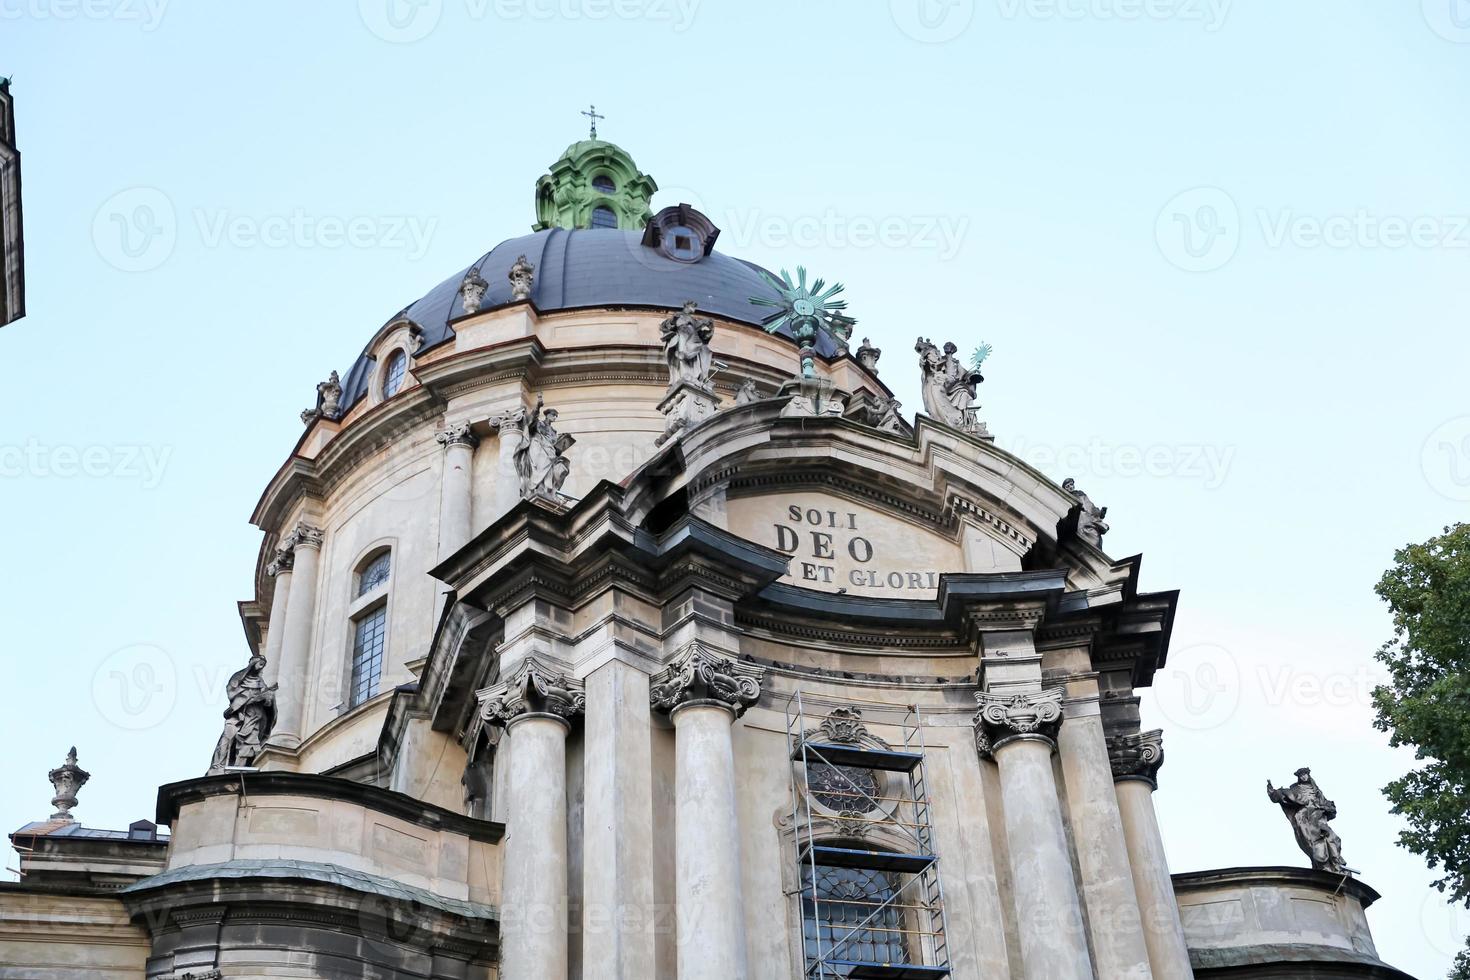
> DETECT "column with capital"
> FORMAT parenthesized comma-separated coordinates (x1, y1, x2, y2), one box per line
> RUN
(974, 688, 1094, 980)
(269, 523, 323, 749)
(258, 543, 294, 691)
(649, 644, 764, 980)
(435, 420, 479, 560)
(479, 658, 585, 980)
(489, 407, 526, 521)
(1109, 730, 1194, 979)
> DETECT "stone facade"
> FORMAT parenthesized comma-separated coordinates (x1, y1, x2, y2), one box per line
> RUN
(3, 137, 1418, 979)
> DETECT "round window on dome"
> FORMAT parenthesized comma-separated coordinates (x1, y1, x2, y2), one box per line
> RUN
(592, 174, 615, 193)
(381, 349, 407, 398)
(590, 205, 618, 229)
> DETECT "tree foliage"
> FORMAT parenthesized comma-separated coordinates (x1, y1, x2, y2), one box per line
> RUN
(1371, 523, 1470, 976)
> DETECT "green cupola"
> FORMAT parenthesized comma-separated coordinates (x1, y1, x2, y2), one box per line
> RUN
(533, 138, 658, 232)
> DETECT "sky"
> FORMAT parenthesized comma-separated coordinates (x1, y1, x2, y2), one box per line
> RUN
(1, 0, 1468, 975)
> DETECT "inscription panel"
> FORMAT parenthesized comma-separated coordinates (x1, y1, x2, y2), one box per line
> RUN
(727, 492, 965, 596)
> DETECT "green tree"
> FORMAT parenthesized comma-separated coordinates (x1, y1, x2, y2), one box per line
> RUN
(1371, 523, 1470, 977)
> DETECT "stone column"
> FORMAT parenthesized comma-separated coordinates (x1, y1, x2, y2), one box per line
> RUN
(1110, 730, 1195, 979)
(480, 658, 585, 980)
(259, 545, 294, 690)
(1057, 696, 1154, 979)
(269, 523, 323, 748)
(582, 659, 657, 979)
(435, 421, 479, 560)
(650, 644, 764, 980)
(491, 408, 526, 521)
(975, 689, 1093, 980)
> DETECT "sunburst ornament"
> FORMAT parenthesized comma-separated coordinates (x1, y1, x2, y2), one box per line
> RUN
(749, 266, 848, 378)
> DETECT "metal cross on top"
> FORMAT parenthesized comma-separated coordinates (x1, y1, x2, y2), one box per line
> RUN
(581, 104, 605, 140)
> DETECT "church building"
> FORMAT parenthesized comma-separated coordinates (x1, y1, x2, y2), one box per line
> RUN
(1, 133, 1416, 980)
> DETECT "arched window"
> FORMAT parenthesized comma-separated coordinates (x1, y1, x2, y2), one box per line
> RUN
(590, 205, 617, 229)
(382, 349, 407, 398)
(801, 862, 908, 966)
(348, 548, 391, 708)
(591, 174, 615, 193)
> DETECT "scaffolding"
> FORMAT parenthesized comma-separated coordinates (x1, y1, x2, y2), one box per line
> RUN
(785, 689, 952, 980)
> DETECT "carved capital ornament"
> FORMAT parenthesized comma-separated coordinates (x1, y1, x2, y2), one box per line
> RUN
(973, 688, 1065, 758)
(436, 420, 480, 450)
(479, 657, 586, 728)
(650, 644, 765, 718)
(1107, 729, 1165, 787)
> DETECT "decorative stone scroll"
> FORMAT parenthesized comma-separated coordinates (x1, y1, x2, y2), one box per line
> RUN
(48, 747, 90, 821)
(1107, 729, 1164, 787)
(479, 657, 586, 727)
(649, 644, 765, 717)
(973, 688, 1065, 758)
(435, 419, 480, 450)
(817, 706, 870, 745)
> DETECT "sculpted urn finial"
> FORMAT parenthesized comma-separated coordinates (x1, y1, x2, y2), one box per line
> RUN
(460, 264, 489, 315)
(1267, 767, 1350, 875)
(855, 337, 881, 373)
(48, 747, 90, 821)
(508, 254, 535, 302)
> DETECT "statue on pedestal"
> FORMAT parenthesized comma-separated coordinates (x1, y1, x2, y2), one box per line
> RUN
(915, 337, 986, 432)
(513, 395, 574, 501)
(208, 655, 277, 773)
(1062, 478, 1110, 547)
(1268, 768, 1349, 875)
(659, 300, 715, 390)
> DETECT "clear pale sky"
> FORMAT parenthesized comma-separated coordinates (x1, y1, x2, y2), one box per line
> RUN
(2, 2, 1468, 976)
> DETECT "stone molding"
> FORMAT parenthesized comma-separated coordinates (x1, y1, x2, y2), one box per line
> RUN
(479, 656, 586, 727)
(435, 419, 480, 450)
(650, 643, 765, 718)
(973, 688, 1065, 758)
(1107, 728, 1164, 788)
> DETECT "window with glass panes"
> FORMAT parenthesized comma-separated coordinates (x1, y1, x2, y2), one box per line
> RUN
(349, 605, 386, 707)
(801, 863, 908, 966)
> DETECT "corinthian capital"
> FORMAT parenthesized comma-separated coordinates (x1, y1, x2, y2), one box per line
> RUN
(973, 688, 1064, 758)
(650, 644, 764, 718)
(479, 657, 585, 728)
(1107, 729, 1165, 788)
(266, 546, 295, 577)
(436, 420, 480, 450)
(286, 523, 325, 550)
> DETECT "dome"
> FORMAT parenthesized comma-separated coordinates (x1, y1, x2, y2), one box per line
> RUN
(337, 227, 842, 412)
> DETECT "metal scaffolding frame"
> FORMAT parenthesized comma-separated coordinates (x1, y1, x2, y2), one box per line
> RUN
(785, 689, 952, 980)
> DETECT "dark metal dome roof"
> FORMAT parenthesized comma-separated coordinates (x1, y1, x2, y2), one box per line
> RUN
(337, 227, 834, 412)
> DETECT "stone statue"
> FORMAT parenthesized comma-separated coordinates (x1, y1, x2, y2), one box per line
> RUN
(208, 655, 277, 773)
(48, 747, 90, 821)
(872, 395, 903, 433)
(512, 395, 574, 501)
(659, 300, 715, 390)
(318, 370, 342, 418)
(1268, 768, 1349, 875)
(734, 378, 760, 405)
(915, 336, 983, 430)
(1062, 478, 1109, 547)
(508, 254, 535, 302)
(460, 264, 488, 314)
(855, 337, 881, 373)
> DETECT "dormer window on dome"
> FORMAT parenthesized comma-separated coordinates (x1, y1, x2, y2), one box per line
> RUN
(381, 349, 407, 398)
(642, 203, 720, 264)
